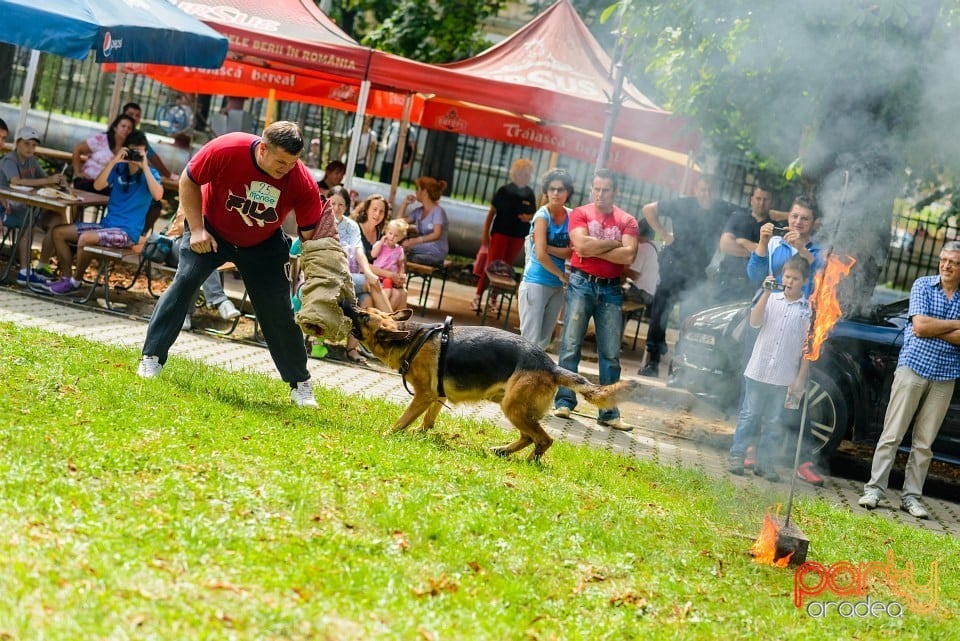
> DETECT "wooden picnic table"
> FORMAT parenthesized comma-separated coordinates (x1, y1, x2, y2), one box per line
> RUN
(0, 184, 110, 289)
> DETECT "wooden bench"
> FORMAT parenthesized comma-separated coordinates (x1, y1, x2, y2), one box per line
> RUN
(405, 259, 453, 315)
(75, 245, 144, 310)
(480, 267, 519, 330)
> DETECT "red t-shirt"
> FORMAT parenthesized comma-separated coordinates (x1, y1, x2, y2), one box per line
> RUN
(186, 133, 323, 247)
(569, 203, 639, 279)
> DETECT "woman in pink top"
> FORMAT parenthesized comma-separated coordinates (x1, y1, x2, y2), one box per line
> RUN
(71, 114, 135, 192)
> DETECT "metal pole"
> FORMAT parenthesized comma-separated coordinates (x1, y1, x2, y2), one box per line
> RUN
(783, 384, 809, 529)
(343, 79, 370, 192)
(595, 6, 628, 173)
(17, 50, 41, 133)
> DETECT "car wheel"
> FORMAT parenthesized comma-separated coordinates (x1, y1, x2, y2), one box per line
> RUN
(804, 369, 850, 459)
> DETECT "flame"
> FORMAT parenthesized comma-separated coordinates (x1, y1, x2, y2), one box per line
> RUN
(749, 510, 793, 568)
(804, 254, 857, 361)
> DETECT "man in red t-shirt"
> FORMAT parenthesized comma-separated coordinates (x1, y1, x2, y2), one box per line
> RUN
(138, 121, 337, 408)
(553, 169, 639, 431)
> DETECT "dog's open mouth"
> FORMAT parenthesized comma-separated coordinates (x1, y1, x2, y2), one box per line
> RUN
(338, 301, 365, 338)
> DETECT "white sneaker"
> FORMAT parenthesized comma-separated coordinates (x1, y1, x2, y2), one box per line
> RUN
(858, 491, 881, 510)
(553, 406, 572, 418)
(900, 496, 929, 519)
(137, 355, 163, 379)
(290, 380, 318, 407)
(218, 299, 241, 320)
(182, 316, 192, 331)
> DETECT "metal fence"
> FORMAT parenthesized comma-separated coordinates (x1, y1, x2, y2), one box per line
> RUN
(883, 205, 957, 291)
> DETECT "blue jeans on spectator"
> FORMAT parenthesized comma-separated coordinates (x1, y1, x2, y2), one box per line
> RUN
(729, 377, 787, 468)
(143, 227, 309, 385)
(554, 271, 623, 422)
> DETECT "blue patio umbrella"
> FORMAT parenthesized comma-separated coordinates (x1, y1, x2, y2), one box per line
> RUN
(1, 0, 228, 67)
(2, 0, 228, 132)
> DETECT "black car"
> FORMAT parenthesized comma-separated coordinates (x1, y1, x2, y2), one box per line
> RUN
(668, 292, 960, 465)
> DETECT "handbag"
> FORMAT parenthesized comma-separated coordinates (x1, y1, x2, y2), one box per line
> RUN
(141, 233, 173, 263)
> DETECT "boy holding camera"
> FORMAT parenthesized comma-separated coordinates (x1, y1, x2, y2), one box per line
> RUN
(747, 195, 823, 297)
(728, 255, 812, 481)
(47, 131, 163, 295)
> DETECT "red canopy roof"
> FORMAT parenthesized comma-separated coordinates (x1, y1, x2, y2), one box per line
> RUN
(170, 0, 370, 81)
(125, 0, 698, 188)
(367, 0, 699, 155)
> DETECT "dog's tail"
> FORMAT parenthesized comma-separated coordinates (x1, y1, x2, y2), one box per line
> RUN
(555, 371, 638, 409)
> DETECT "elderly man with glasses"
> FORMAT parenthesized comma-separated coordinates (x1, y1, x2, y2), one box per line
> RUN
(859, 241, 960, 519)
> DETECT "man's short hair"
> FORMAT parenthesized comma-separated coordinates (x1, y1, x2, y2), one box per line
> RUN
(126, 130, 148, 148)
(941, 241, 960, 254)
(793, 195, 819, 219)
(783, 254, 811, 280)
(122, 102, 142, 114)
(324, 160, 346, 174)
(594, 167, 618, 191)
(262, 121, 304, 155)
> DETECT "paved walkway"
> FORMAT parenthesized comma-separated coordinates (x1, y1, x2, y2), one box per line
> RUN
(1, 284, 957, 538)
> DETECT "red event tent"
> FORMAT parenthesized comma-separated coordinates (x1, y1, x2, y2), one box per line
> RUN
(118, 0, 699, 189)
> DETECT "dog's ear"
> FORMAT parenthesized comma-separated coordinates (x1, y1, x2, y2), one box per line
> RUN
(378, 328, 412, 342)
(391, 308, 414, 321)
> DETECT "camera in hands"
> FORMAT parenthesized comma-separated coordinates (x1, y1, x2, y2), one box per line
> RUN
(763, 280, 785, 292)
(125, 148, 143, 162)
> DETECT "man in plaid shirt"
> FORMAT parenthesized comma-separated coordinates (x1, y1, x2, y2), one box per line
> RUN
(859, 241, 960, 518)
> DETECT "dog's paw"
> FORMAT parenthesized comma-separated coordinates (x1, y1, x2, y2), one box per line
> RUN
(490, 445, 510, 457)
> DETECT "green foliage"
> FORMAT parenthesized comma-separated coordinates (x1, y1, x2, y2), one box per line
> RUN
(1, 324, 959, 638)
(617, 0, 944, 171)
(326, 0, 508, 62)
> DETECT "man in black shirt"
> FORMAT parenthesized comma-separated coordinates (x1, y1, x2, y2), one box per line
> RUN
(639, 176, 737, 377)
(714, 183, 786, 304)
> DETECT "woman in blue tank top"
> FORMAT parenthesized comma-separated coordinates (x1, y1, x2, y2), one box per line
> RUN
(518, 168, 574, 349)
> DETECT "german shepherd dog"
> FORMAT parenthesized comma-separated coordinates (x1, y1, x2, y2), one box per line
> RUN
(342, 306, 637, 461)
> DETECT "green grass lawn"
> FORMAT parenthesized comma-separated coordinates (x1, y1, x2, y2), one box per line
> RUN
(0, 323, 957, 639)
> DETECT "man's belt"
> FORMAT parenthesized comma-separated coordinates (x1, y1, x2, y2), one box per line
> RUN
(570, 267, 620, 286)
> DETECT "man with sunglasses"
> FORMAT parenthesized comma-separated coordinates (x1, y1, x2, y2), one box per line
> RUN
(137, 121, 337, 409)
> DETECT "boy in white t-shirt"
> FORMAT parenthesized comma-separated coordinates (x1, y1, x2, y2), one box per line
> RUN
(728, 255, 812, 481)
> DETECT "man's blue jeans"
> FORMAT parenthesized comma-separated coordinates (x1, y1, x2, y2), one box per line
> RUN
(729, 377, 787, 468)
(554, 271, 623, 422)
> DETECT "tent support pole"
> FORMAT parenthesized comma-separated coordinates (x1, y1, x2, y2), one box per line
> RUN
(108, 71, 124, 120)
(388, 93, 414, 208)
(17, 50, 41, 133)
(343, 80, 371, 192)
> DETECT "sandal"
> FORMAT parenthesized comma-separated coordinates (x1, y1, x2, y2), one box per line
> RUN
(346, 347, 367, 365)
(469, 296, 482, 312)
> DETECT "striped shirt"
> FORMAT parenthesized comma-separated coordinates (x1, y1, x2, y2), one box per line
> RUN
(744, 293, 812, 386)
(900, 275, 960, 381)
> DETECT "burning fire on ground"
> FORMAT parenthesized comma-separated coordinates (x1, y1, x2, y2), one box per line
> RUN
(750, 510, 793, 568)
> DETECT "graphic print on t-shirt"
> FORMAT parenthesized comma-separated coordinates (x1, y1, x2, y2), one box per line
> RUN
(586, 219, 623, 242)
(226, 181, 281, 227)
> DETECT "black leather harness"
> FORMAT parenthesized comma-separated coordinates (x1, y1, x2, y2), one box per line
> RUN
(398, 316, 453, 398)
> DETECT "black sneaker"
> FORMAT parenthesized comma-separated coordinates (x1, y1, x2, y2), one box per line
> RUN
(638, 362, 660, 378)
(755, 466, 780, 482)
(728, 457, 745, 476)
